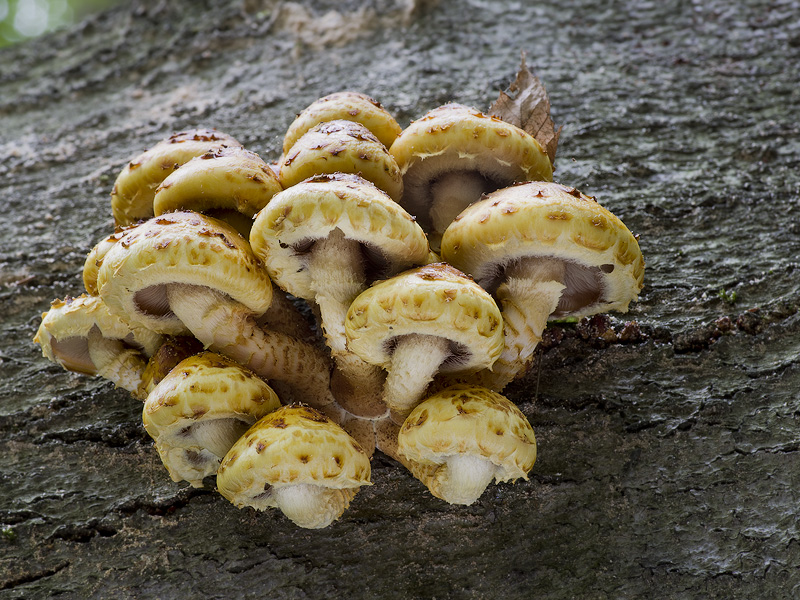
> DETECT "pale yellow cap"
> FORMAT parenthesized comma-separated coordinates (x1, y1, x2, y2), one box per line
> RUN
(282, 91, 401, 156)
(98, 211, 273, 335)
(441, 181, 645, 318)
(83, 226, 138, 296)
(111, 129, 241, 226)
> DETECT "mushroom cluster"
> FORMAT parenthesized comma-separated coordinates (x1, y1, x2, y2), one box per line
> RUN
(34, 75, 644, 528)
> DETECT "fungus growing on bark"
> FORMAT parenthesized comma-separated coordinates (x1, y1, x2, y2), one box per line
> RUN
(111, 129, 241, 226)
(217, 404, 371, 529)
(441, 181, 645, 389)
(143, 352, 281, 487)
(398, 384, 537, 505)
(97, 211, 332, 407)
(389, 103, 553, 250)
(345, 263, 504, 417)
(33, 295, 162, 398)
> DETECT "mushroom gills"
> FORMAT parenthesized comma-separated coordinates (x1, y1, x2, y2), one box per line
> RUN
(49, 336, 95, 375)
(134, 284, 174, 318)
(428, 170, 497, 236)
(430, 453, 498, 506)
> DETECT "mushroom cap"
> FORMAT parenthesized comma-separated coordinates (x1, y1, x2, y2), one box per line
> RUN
(153, 146, 282, 221)
(143, 352, 281, 486)
(137, 335, 205, 399)
(97, 211, 273, 335)
(440, 181, 645, 318)
(34, 294, 163, 374)
(345, 263, 504, 372)
(217, 404, 371, 500)
(279, 120, 403, 202)
(83, 226, 138, 296)
(282, 91, 402, 155)
(111, 129, 241, 226)
(389, 103, 553, 232)
(398, 384, 537, 483)
(249, 173, 429, 301)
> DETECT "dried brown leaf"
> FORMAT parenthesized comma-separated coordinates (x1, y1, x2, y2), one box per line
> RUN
(488, 53, 561, 166)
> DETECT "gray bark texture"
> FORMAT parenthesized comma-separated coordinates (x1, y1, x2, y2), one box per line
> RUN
(2, 0, 799, 597)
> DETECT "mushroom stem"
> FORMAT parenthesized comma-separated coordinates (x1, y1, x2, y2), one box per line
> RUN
(86, 328, 148, 399)
(429, 454, 498, 506)
(254, 285, 315, 343)
(476, 258, 566, 390)
(308, 228, 386, 416)
(429, 171, 491, 239)
(270, 483, 357, 529)
(383, 334, 451, 416)
(174, 418, 252, 461)
(165, 284, 333, 407)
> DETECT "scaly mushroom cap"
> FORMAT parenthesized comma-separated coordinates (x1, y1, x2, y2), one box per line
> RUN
(217, 404, 371, 528)
(345, 263, 504, 373)
(153, 146, 282, 237)
(111, 129, 242, 226)
(279, 120, 403, 202)
(250, 173, 429, 301)
(282, 91, 402, 155)
(143, 352, 281, 487)
(137, 335, 204, 399)
(440, 181, 645, 318)
(34, 294, 162, 374)
(389, 103, 553, 237)
(83, 226, 137, 296)
(398, 384, 537, 504)
(97, 211, 273, 335)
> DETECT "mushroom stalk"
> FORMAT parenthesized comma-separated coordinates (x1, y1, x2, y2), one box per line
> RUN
(270, 483, 357, 529)
(429, 454, 498, 506)
(86, 328, 148, 399)
(429, 171, 491, 237)
(308, 228, 386, 417)
(477, 258, 566, 390)
(175, 418, 251, 461)
(383, 334, 451, 416)
(165, 284, 333, 407)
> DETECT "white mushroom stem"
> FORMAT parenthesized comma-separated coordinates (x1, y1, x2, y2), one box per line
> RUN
(165, 284, 333, 408)
(270, 483, 357, 529)
(86, 328, 148, 399)
(174, 418, 251, 460)
(383, 335, 451, 416)
(428, 454, 498, 506)
(254, 286, 315, 343)
(429, 171, 491, 237)
(476, 258, 566, 390)
(307, 228, 386, 417)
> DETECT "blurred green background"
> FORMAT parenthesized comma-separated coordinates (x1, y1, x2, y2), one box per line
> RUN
(0, 0, 120, 46)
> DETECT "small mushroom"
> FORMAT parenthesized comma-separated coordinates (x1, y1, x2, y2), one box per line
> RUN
(398, 384, 537, 505)
(83, 226, 137, 296)
(216, 404, 371, 529)
(137, 335, 204, 399)
(97, 211, 332, 407)
(143, 352, 281, 487)
(153, 146, 282, 238)
(389, 103, 553, 250)
(250, 173, 429, 417)
(278, 121, 403, 202)
(33, 294, 162, 398)
(282, 91, 401, 157)
(111, 129, 242, 227)
(345, 263, 504, 417)
(440, 181, 645, 389)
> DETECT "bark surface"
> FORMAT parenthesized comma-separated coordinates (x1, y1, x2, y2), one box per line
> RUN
(1, 0, 799, 597)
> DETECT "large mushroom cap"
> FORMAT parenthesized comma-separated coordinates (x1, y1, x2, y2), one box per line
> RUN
(389, 103, 553, 243)
(278, 120, 403, 201)
(398, 384, 537, 505)
(153, 146, 282, 237)
(97, 211, 273, 335)
(217, 404, 371, 529)
(250, 173, 429, 301)
(143, 352, 281, 487)
(345, 263, 504, 373)
(34, 294, 162, 374)
(282, 91, 402, 156)
(111, 129, 241, 227)
(441, 181, 645, 318)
